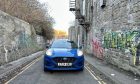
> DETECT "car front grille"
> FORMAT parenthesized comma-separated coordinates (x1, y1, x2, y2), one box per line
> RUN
(53, 57, 76, 63)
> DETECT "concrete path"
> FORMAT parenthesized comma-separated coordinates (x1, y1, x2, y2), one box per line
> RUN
(85, 54, 140, 84)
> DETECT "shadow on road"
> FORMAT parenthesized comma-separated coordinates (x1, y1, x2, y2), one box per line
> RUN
(43, 70, 84, 74)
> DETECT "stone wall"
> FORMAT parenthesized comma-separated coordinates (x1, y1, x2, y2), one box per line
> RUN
(0, 10, 44, 65)
(36, 35, 46, 48)
(79, 0, 140, 57)
(71, 0, 140, 75)
(93, 0, 140, 30)
(89, 0, 140, 74)
(104, 49, 140, 75)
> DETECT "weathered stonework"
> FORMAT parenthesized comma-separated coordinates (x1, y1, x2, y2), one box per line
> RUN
(69, 0, 140, 75)
(104, 49, 140, 75)
(0, 10, 44, 65)
(71, 0, 140, 56)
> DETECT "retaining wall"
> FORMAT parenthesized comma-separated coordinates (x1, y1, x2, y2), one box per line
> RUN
(0, 10, 45, 65)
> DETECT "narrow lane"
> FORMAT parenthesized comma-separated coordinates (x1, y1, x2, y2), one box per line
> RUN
(6, 57, 103, 84)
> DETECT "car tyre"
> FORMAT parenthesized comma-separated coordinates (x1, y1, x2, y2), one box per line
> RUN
(79, 67, 84, 71)
(44, 68, 54, 73)
(44, 67, 48, 72)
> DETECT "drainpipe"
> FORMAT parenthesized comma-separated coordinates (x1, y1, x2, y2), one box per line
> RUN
(78, 34, 80, 47)
(4, 45, 8, 62)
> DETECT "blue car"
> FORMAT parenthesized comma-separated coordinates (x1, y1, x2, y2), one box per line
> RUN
(44, 39, 84, 71)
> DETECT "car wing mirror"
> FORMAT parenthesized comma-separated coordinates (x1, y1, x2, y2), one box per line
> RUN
(79, 46, 82, 49)
(46, 45, 50, 49)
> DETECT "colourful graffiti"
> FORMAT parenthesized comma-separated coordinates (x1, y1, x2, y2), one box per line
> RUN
(92, 37, 104, 59)
(103, 30, 139, 50)
(103, 30, 140, 65)
(92, 30, 140, 60)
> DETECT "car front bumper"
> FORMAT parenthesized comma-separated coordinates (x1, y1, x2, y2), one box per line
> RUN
(44, 55, 84, 71)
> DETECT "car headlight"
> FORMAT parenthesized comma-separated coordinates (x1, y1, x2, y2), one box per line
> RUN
(77, 50, 83, 56)
(46, 49, 52, 56)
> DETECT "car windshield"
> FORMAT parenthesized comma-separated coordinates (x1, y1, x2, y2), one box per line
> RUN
(51, 40, 78, 49)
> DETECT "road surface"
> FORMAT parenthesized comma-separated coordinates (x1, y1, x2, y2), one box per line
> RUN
(5, 57, 106, 84)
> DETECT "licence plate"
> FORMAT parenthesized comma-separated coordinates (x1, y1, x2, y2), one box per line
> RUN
(58, 63, 72, 66)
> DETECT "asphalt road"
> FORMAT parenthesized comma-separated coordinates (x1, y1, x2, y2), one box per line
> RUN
(6, 57, 106, 84)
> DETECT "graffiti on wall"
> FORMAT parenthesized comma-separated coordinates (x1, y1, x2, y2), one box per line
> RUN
(18, 31, 37, 49)
(92, 37, 104, 59)
(92, 29, 140, 59)
(103, 31, 139, 49)
(103, 30, 140, 56)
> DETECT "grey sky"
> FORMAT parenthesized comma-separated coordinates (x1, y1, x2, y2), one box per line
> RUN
(39, 0, 75, 32)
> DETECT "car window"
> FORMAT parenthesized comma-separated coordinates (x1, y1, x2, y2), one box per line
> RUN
(51, 40, 78, 49)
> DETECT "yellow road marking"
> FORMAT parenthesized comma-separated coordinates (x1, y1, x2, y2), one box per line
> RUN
(5, 56, 106, 84)
(85, 66, 106, 84)
(5, 56, 42, 84)
(85, 66, 98, 80)
(86, 66, 106, 84)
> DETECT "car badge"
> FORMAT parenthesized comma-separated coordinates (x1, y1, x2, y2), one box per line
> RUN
(63, 57, 67, 60)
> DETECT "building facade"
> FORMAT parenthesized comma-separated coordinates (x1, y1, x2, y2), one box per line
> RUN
(69, 0, 140, 56)
(69, 0, 140, 74)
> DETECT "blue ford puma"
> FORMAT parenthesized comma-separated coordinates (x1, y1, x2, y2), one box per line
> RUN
(44, 39, 84, 71)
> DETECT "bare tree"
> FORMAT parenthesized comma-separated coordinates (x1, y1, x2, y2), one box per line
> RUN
(0, 0, 55, 40)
